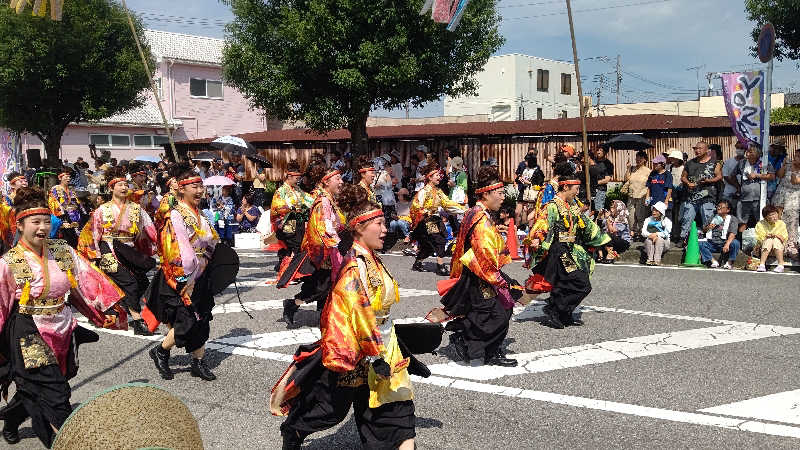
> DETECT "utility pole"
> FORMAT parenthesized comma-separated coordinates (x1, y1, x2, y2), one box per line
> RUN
(616, 54, 621, 104)
(404, 101, 410, 119)
(565, 0, 592, 205)
(705, 72, 714, 96)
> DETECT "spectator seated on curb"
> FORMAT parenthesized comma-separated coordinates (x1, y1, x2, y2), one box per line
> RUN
(754, 205, 788, 273)
(642, 201, 671, 266)
(699, 199, 740, 269)
(596, 199, 631, 264)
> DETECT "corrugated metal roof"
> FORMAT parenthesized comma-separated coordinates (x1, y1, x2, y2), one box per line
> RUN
(178, 114, 734, 145)
(144, 29, 223, 65)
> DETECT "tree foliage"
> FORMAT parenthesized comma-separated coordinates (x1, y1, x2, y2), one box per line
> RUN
(771, 106, 800, 124)
(0, 0, 154, 165)
(745, 0, 800, 62)
(222, 0, 504, 153)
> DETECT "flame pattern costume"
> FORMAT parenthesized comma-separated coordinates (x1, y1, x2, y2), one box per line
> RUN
(272, 242, 416, 448)
(441, 203, 521, 362)
(270, 183, 314, 263)
(0, 238, 125, 447)
(410, 184, 465, 262)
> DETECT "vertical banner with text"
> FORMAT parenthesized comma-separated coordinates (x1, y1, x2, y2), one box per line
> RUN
(720, 71, 766, 147)
(0, 129, 22, 196)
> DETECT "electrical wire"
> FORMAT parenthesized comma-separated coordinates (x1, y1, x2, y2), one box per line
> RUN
(503, 0, 674, 21)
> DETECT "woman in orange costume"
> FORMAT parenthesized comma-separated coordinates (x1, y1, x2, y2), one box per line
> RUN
(278, 163, 345, 325)
(410, 161, 465, 276)
(441, 166, 522, 367)
(273, 184, 417, 450)
(0, 187, 125, 447)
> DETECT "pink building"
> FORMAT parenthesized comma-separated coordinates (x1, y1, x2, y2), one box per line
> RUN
(22, 29, 272, 163)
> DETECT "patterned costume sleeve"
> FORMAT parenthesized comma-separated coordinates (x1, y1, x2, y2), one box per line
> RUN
(0, 201, 14, 248)
(48, 187, 64, 216)
(76, 208, 103, 260)
(410, 188, 427, 228)
(319, 196, 341, 248)
(539, 202, 560, 254)
(437, 189, 467, 215)
(154, 194, 175, 231)
(168, 209, 202, 281)
(460, 213, 511, 287)
(301, 190, 314, 209)
(68, 246, 124, 313)
(577, 212, 611, 248)
(136, 206, 158, 256)
(270, 185, 290, 228)
(321, 263, 384, 372)
(0, 261, 15, 337)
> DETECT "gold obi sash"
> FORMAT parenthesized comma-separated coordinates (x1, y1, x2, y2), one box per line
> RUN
(3, 240, 75, 316)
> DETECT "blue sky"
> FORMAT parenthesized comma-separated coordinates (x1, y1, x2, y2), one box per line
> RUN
(126, 0, 798, 118)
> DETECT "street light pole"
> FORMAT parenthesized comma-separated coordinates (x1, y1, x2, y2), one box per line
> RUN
(565, 0, 592, 206)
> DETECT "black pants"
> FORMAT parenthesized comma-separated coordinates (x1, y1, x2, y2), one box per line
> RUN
(295, 268, 332, 310)
(412, 216, 446, 261)
(548, 262, 592, 320)
(281, 368, 415, 450)
(276, 224, 305, 262)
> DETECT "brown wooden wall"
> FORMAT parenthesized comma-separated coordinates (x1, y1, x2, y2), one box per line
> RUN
(186, 126, 800, 183)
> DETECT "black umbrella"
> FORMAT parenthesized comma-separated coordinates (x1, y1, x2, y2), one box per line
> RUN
(246, 153, 273, 168)
(602, 134, 652, 150)
(221, 143, 256, 156)
(191, 151, 218, 161)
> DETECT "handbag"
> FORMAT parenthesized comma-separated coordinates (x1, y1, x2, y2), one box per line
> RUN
(522, 185, 540, 203)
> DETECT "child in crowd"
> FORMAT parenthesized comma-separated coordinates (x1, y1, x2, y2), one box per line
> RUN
(754, 205, 788, 273)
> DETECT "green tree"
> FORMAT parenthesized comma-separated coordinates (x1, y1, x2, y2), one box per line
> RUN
(222, 0, 504, 154)
(0, 1, 154, 165)
(771, 105, 800, 124)
(745, 0, 800, 62)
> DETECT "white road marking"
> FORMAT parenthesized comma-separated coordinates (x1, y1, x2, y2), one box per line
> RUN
(408, 375, 800, 440)
(599, 263, 799, 275)
(699, 389, 800, 425)
(214, 288, 439, 313)
(425, 323, 800, 381)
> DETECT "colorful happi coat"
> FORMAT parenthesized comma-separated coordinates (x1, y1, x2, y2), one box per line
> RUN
(270, 183, 313, 230)
(0, 240, 125, 374)
(531, 196, 610, 276)
(154, 192, 177, 232)
(48, 185, 75, 218)
(320, 242, 412, 408)
(77, 201, 157, 270)
(449, 203, 512, 287)
(300, 190, 345, 269)
(410, 184, 465, 228)
(159, 202, 220, 305)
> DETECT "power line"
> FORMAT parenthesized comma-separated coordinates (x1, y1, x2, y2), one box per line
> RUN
(503, 0, 674, 21)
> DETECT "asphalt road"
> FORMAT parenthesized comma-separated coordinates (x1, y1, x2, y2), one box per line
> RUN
(11, 250, 800, 449)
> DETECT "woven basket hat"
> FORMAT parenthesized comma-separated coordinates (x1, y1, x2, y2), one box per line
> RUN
(52, 383, 204, 450)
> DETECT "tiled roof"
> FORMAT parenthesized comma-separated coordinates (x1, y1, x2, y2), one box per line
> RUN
(87, 102, 182, 128)
(144, 29, 224, 65)
(178, 114, 737, 145)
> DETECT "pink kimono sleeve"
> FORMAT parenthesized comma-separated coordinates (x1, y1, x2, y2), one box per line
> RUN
(0, 261, 16, 335)
(170, 209, 200, 280)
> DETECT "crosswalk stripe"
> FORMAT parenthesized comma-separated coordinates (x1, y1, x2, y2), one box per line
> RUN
(699, 389, 800, 425)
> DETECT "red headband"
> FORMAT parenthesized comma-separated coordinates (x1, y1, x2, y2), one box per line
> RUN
(179, 176, 203, 186)
(16, 208, 50, 221)
(108, 177, 127, 188)
(58, 172, 70, 179)
(359, 167, 375, 173)
(348, 209, 383, 228)
(132, 170, 146, 177)
(9, 176, 25, 184)
(321, 170, 340, 183)
(475, 182, 504, 194)
(286, 171, 302, 177)
(558, 180, 581, 186)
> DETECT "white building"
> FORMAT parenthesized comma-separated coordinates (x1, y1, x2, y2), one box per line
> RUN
(444, 54, 579, 121)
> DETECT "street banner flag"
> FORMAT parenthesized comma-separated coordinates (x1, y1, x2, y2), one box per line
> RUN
(720, 71, 766, 147)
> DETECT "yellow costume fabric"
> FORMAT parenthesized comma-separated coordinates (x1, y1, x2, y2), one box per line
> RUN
(270, 183, 313, 230)
(449, 204, 511, 287)
(410, 184, 465, 228)
(301, 190, 345, 269)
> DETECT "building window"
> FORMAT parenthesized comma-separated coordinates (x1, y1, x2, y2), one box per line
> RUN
(561, 73, 571, 95)
(536, 108, 543, 120)
(561, 110, 568, 119)
(537, 69, 549, 92)
(90, 134, 130, 148)
(155, 77, 163, 99)
(190, 78, 223, 99)
(134, 135, 171, 148)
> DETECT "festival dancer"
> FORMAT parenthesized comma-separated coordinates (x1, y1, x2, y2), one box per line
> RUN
(440, 166, 522, 367)
(279, 165, 345, 325)
(410, 161, 466, 275)
(528, 173, 610, 329)
(271, 160, 314, 272)
(154, 163, 189, 232)
(77, 166, 158, 336)
(272, 184, 416, 450)
(127, 162, 148, 206)
(354, 155, 378, 204)
(48, 171, 81, 247)
(143, 171, 223, 381)
(0, 172, 27, 249)
(0, 187, 126, 447)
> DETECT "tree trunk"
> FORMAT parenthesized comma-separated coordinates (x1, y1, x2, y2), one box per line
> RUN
(348, 113, 369, 156)
(43, 133, 63, 168)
